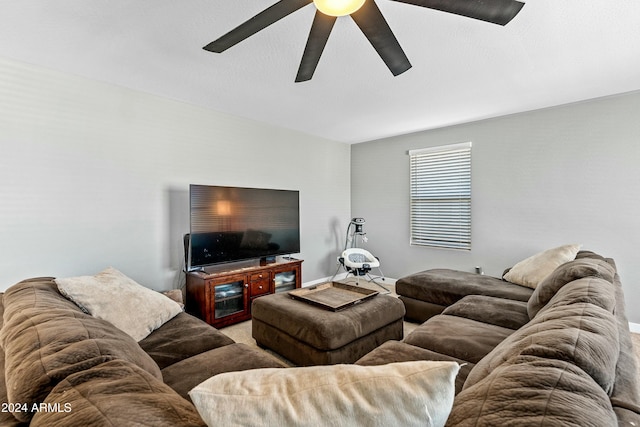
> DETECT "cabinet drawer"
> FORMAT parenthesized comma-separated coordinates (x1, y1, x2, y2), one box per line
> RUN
(250, 272, 268, 282)
(250, 279, 270, 296)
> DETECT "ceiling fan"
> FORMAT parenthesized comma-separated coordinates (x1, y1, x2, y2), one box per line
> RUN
(204, 0, 525, 82)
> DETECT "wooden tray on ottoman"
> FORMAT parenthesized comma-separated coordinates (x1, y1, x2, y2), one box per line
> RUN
(289, 282, 378, 311)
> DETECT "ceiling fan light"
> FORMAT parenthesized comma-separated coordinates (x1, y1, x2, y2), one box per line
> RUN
(313, 0, 366, 16)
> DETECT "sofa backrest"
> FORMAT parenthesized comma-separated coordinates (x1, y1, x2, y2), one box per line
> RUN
(0, 278, 163, 423)
(464, 300, 620, 392)
(527, 254, 616, 318)
(446, 253, 640, 426)
(609, 268, 640, 423)
(29, 359, 206, 427)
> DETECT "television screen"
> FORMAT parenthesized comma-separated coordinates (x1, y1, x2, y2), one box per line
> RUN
(188, 185, 300, 269)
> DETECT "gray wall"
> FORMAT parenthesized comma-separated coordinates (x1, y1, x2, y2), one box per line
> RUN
(351, 90, 640, 324)
(0, 58, 351, 292)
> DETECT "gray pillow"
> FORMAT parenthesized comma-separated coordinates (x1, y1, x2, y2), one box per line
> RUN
(503, 244, 581, 289)
(56, 267, 182, 341)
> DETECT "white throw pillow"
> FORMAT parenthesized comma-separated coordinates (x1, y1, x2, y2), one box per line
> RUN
(503, 244, 581, 289)
(55, 267, 182, 341)
(189, 361, 460, 427)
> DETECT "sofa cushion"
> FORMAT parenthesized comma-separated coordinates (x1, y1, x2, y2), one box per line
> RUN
(162, 343, 285, 402)
(55, 267, 183, 341)
(536, 276, 617, 318)
(442, 295, 529, 330)
(447, 356, 617, 426)
(356, 340, 474, 394)
(1, 277, 80, 319)
(404, 315, 514, 364)
(575, 250, 609, 262)
(1, 279, 162, 423)
(503, 243, 581, 289)
(0, 294, 24, 427)
(30, 360, 206, 427)
(464, 302, 619, 395)
(527, 257, 616, 318)
(396, 269, 533, 307)
(189, 361, 460, 427)
(138, 312, 235, 369)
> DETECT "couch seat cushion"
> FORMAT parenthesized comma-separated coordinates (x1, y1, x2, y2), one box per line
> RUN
(356, 340, 474, 394)
(404, 315, 514, 364)
(138, 312, 235, 369)
(162, 343, 285, 402)
(442, 295, 529, 330)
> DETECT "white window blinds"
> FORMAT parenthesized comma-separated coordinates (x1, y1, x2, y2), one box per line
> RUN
(409, 142, 472, 250)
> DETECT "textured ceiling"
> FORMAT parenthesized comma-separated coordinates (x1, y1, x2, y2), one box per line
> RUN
(1, 0, 639, 143)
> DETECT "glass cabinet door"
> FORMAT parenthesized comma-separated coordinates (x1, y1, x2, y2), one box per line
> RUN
(274, 270, 297, 293)
(213, 281, 245, 319)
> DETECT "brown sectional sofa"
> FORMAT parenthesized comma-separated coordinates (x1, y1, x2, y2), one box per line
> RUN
(2, 250, 639, 426)
(359, 251, 640, 425)
(0, 277, 284, 426)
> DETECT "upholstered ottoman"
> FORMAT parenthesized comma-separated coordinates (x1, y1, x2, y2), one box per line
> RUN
(251, 292, 405, 366)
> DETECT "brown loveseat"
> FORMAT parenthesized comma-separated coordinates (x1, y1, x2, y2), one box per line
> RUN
(358, 251, 640, 425)
(0, 277, 284, 426)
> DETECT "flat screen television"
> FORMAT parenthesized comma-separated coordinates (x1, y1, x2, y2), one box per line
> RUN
(186, 184, 300, 270)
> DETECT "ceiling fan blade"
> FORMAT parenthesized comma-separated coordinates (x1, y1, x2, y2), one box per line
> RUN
(350, 0, 412, 77)
(389, 0, 524, 25)
(296, 12, 337, 82)
(204, 0, 313, 52)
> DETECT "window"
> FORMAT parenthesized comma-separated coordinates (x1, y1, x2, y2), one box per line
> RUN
(409, 142, 472, 250)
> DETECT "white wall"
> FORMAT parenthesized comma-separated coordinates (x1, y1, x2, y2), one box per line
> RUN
(351, 90, 640, 323)
(0, 58, 351, 291)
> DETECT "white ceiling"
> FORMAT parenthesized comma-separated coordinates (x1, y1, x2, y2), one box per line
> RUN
(1, 0, 639, 143)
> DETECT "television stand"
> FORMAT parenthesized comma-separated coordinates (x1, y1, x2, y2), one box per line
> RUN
(185, 259, 303, 328)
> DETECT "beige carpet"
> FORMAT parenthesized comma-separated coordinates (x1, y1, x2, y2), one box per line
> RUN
(220, 317, 418, 367)
(220, 318, 282, 361)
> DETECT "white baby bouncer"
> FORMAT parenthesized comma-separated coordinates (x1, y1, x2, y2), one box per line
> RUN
(331, 218, 389, 293)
